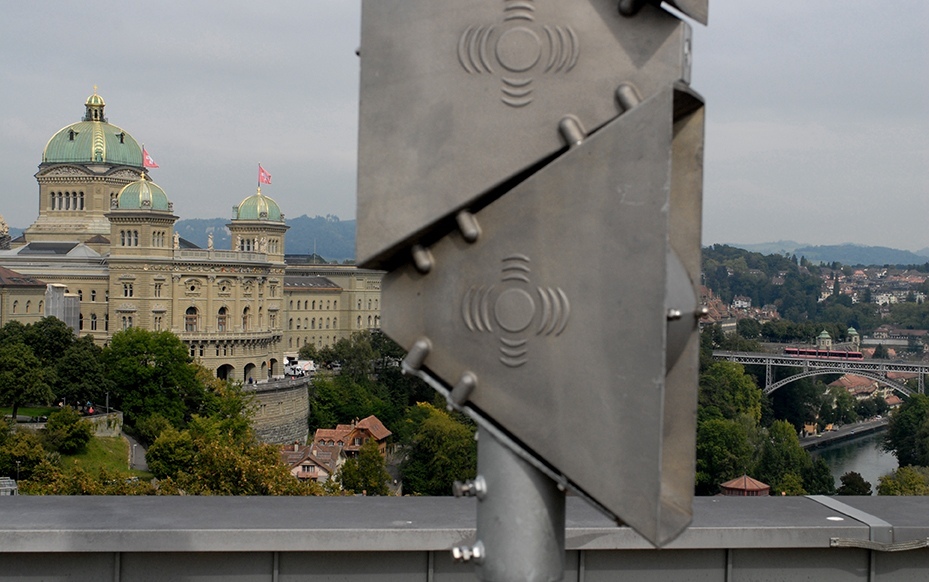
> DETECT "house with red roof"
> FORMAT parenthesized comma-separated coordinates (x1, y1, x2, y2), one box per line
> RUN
(313, 415, 392, 458)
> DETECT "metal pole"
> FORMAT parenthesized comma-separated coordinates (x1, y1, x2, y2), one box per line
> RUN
(455, 427, 565, 582)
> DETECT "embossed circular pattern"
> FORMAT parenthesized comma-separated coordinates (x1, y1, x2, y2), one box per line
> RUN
(495, 27, 541, 72)
(494, 287, 535, 333)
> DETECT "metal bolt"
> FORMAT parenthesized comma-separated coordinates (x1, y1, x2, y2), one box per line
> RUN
(558, 116, 586, 147)
(456, 211, 481, 243)
(615, 83, 641, 112)
(401, 338, 432, 373)
(411, 244, 434, 274)
(451, 541, 485, 564)
(452, 475, 487, 499)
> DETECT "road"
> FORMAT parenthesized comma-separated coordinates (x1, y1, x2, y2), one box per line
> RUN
(800, 417, 889, 450)
(122, 432, 149, 472)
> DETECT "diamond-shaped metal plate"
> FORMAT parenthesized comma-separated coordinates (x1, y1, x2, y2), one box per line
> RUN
(357, 0, 693, 268)
(381, 87, 702, 545)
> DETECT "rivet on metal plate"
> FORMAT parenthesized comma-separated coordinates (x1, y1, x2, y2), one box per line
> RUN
(456, 211, 481, 243)
(558, 116, 586, 148)
(411, 244, 434, 274)
(402, 337, 432, 373)
(615, 83, 642, 112)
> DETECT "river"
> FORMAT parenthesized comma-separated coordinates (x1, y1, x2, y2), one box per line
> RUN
(813, 431, 898, 494)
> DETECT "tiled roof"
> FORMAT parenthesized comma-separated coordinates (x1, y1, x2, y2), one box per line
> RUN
(0, 265, 45, 287)
(720, 475, 769, 491)
(284, 275, 341, 290)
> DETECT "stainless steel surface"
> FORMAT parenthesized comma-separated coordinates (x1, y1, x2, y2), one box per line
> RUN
(474, 428, 565, 581)
(357, 0, 693, 267)
(380, 86, 703, 546)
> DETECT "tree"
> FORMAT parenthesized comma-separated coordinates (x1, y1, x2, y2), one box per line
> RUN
(877, 466, 929, 496)
(883, 394, 929, 467)
(802, 457, 836, 495)
(0, 341, 52, 419)
(338, 438, 390, 495)
(54, 335, 111, 407)
(837, 471, 872, 495)
(24, 317, 77, 366)
(147, 415, 322, 496)
(698, 362, 762, 423)
(102, 328, 205, 428)
(754, 420, 811, 488)
(695, 418, 753, 495)
(400, 403, 477, 496)
(737, 318, 762, 340)
(873, 344, 889, 359)
(43, 408, 94, 454)
(772, 472, 807, 496)
(0, 429, 47, 481)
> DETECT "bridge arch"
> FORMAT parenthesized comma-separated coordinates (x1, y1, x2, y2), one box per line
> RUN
(765, 369, 913, 397)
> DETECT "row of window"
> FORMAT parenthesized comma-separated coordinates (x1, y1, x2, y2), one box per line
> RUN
(49, 191, 84, 211)
(183, 306, 276, 332)
(118, 230, 168, 247)
(9, 300, 43, 314)
(187, 343, 263, 359)
(289, 317, 338, 330)
(289, 299, 338, 311)
(288, 336, 336, 349)
(357, 299, 379, 310)
(237, 237, 280, 254)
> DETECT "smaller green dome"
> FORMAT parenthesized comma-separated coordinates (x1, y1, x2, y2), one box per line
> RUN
(848, 327, 859, 335)
(233, 188, 283, 222)
(818, 330, 832, 339)
(116, 174, 171, 211)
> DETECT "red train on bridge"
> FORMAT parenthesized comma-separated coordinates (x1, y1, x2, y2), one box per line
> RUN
(783, 347, 864, 360)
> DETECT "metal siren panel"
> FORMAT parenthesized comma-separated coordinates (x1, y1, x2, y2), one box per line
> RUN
(382, 86, 704, 546)
(357, 0, 693, 268)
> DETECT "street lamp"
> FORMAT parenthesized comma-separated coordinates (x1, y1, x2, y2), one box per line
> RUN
(15, 460, 21, 481)
(131, 444, 137, 468)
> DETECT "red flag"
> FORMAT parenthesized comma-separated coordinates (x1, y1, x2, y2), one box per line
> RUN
(258, 164, 272, 185)
(142, 147, 159, 168)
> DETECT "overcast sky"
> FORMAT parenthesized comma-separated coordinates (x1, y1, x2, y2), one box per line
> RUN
(1, 1, 926, 251)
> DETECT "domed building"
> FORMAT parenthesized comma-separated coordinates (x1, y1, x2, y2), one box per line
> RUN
(25, 89, 146, 251)
(0, 91, 386, 442)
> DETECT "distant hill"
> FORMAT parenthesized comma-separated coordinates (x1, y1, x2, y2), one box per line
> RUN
(790, 244, 927, 266)
(724, 240, 807, 256)
(724, 242, 929, 267)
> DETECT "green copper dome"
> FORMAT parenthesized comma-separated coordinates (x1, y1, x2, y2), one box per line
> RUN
(233, 188, 283, 222)
(42, 91, 143, 166)
(116, 174, 171, 211)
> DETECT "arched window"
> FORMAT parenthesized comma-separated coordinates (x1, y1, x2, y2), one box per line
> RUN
(185, 306, 199, 332)
(25, 301, 31, 314)
(78, 290, 83, 301)
(217, 307, 227, 332)
(368, 299, 372, 310)
(312, 301, 316, 310)
(242, 307, 250, 331)
(91, 313, 97, 331)
(11, 300, 17, 314)
(38, 301, 43, 314)
(288, 318, 293, 330)
(326, 318, 330, 329)
(91, 290, 96, 302)
(311, 318, 316, 330)
(358, 299, 362, 309)
(357, 316, 362, 328)
(368, 315, 373, 327)
(79, 313, 84, 330)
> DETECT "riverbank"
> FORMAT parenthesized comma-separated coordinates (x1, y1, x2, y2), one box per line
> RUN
(800, 417, 888, 450)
